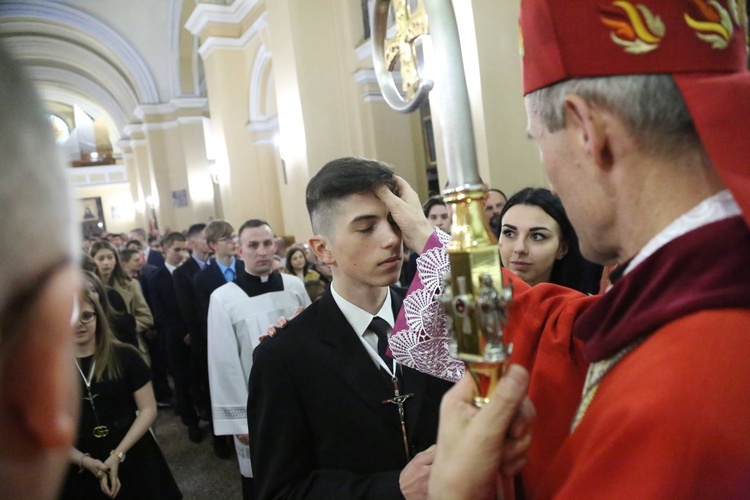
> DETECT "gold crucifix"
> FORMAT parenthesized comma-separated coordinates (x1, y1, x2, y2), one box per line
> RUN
(383, 0, 429, 99)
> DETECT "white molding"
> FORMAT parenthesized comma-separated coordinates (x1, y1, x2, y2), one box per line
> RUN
(134, 97, 209, 120)
(7, 34, 140, 117)
(197, 11, 268, 60)
(248, 43, 274, 123)
(142, 121, 180, 132)
(185, 0, 260, 36)
(177, 116, 207, 125)
(352, 68, 405, 102)
(0, 0, 159, 103)
(68, 164, 129, 187)
(246, 116, 278, 133)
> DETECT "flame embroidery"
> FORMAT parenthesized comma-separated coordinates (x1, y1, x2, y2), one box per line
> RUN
(684, 0, 735, 49)
(600, 1, 665, 54)
(728, 0, 749, 48)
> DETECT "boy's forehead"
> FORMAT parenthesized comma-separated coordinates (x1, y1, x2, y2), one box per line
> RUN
(336, 191, 387, 221)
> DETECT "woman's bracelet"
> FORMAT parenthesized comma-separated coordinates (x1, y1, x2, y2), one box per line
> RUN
(78, 453, 90, 473)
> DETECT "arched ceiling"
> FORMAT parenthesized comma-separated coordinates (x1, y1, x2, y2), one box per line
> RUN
(0, 0, 202, 144)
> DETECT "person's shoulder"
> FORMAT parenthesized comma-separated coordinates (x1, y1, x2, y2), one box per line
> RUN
(174, 259, 198, 276)
(193, 263, 215, 284)
(113, 343, 146, 365)
(211, 279, 238, 299)
(280, 272, 307, 290)
(256, 300, 322, 354)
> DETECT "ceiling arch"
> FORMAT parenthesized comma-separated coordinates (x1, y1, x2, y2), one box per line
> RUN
(0, 1, 159, 103)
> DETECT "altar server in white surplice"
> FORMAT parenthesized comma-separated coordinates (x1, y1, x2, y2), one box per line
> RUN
(207, 219, 310, 499)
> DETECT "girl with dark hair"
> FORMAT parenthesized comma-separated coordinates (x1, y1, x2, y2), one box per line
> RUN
(83, 270, 139, 348)
(286, 246, 321, 283)
(498, 188, 602, 294)
(63, 291, 181, 499)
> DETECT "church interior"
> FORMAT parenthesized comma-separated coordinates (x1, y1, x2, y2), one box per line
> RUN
(1, 0, 547, 242)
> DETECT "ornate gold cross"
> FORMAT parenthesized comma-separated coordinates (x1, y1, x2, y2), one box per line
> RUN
(383, 0, 429, 99)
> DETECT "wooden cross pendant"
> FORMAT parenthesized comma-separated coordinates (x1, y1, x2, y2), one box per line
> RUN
(383, 376, 414, 461)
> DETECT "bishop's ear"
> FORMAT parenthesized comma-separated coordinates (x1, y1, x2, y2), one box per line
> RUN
(308, 236, 334, 265)
(563, 94, 613, 172)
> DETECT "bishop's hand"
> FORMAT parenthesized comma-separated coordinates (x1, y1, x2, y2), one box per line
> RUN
(428, 365, 534, 500)
(374, 175, 435, 254)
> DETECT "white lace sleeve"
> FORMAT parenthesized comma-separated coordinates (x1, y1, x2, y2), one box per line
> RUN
(390, 230, 465, 382)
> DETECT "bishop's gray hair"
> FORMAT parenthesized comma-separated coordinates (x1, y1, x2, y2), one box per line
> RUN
(525, 74, 704, 163)
(0, 43, 77, 324)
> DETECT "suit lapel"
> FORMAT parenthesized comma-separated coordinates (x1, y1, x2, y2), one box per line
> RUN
(317, 291, 396, 417)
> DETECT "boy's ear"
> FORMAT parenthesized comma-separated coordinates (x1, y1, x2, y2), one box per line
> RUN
(308, 236, 334, 265)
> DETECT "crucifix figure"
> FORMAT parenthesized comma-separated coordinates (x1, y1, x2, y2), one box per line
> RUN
(384, 0, 429, 99)
(382, 376, 414, 461)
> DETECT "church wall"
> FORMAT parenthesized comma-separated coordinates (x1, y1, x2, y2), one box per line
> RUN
(202, 35, 284, 230)
(462, 0, 548, 196)
(75, 182, 138, 236)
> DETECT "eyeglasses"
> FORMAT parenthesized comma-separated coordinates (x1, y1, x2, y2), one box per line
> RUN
(217, 234, 237, 243)
(79, 311, 97, 324)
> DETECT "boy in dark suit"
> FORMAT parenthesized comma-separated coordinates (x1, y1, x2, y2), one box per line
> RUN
(148, 232, 201, 442)
(193, 220, 243, 459)
(248, 157, 452, 499)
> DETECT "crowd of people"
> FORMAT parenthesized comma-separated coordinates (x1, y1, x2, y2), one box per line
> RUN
(2, 0, 749, 498)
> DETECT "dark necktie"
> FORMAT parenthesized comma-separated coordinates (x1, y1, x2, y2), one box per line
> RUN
(369, 316, 392, 368)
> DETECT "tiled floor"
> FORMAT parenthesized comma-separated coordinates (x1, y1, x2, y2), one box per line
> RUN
(154, 409, 243, 499)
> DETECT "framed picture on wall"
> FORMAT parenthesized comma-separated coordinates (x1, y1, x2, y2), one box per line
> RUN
(79, 197, 105, 237)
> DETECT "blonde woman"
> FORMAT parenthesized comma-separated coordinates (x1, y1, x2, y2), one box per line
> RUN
(62, 291, 181, 499)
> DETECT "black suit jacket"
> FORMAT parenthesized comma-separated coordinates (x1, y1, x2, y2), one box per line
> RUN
(248, 288, 453, 500)
(148, 266, 184, 344)
(172, 258, 201, 339)
(146, 248, 165, 267)
(192, 258, 245, 345)
(138, 263, 159, 309)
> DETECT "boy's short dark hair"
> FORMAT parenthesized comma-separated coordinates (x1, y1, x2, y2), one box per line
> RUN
(162, 231, 187, 249)
(237, 219, 271, 238)
(125, 239, 143, 250)
(187, 223, 207, 239)
(306, 157, 396, 237)
(119, 248, 140, 263)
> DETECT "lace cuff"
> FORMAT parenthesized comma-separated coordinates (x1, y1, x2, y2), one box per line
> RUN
(390, 229, 465, 382)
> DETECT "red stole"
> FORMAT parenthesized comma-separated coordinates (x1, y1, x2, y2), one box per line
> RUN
(574, 216, 750, 362)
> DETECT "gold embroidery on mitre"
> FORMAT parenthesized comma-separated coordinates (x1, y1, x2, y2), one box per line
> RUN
(600, 1, 665, 54)
(519, 25, 525, 59)
(684, 0, 735, 49)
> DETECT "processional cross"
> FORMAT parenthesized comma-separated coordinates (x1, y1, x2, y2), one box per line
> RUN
(383, 0, 429, 99)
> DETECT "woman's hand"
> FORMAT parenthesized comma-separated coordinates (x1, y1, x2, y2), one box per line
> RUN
(260, 306, 304, 342)
(82, 455, 109, 481)
(101, 454, 122, 498)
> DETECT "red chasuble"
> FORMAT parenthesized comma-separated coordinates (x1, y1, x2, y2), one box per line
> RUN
(537, 216, 750, 498)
